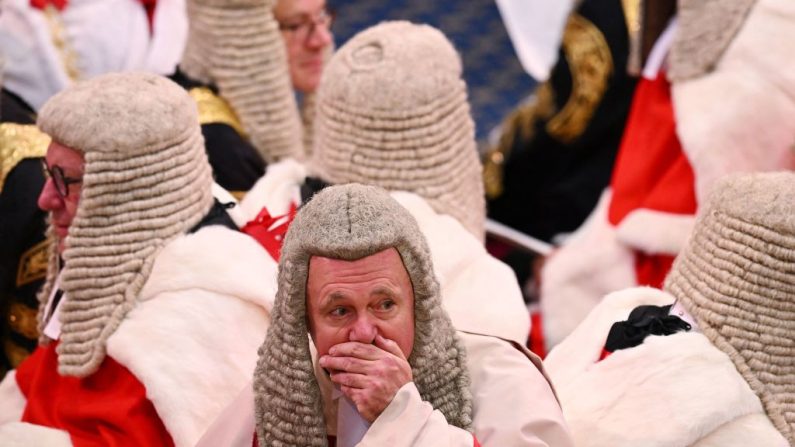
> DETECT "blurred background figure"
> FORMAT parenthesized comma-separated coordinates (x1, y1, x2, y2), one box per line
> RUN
(540, 0, 795, 351)
(0, 0, 187, 111)
(484, 0, 637, 311)
(0, 54, 50, 379)
(273, 0, 335, 152)
(274, 0, 333, 95)
(174, 0, 303, 197)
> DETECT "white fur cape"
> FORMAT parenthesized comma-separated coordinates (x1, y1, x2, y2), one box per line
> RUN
(545, 287, 788, 447)
(672, 0, 795, 204)
(0, 224, 278, 447)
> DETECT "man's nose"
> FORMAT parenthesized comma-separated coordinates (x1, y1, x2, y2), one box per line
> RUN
(307, 23, 332, 49)
(348, 314, 377, 344)
(37, 177, 62, 212)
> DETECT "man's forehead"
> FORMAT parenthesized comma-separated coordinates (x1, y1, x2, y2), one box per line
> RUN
(306, 248, 414, 299)
(308, 247, 403, 270)
(274, 0, 326, 18)
(46, 140, 85, 168)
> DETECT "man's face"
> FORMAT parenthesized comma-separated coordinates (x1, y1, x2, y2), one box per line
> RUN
(37, 141, 84, 254)
(307, 248, 415, 360)
(274, 0, 333, 94)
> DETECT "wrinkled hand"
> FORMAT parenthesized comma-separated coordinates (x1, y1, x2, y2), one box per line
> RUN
(319, 334, 412, 423)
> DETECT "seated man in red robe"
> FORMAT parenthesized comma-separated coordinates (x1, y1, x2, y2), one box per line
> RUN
(0, 72, 278, 447)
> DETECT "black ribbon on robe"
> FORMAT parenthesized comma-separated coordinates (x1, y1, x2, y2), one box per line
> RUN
(604, 304, 692, 353)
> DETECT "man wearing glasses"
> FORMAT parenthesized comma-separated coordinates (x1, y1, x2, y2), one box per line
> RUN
(274, 0, 335, 151)
(38, 148, 82, 255)
(274, 0, 334, 95)
(0, 72, 278, 446)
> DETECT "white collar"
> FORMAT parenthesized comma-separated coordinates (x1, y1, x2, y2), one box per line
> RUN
(669, 300, 700, 332)
(43, 272, 65, 339)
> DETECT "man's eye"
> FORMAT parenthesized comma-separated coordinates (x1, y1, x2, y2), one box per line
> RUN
(283, 22, 304, 32)
(329, 307, 348, 317)
(378, 299, 395, 311)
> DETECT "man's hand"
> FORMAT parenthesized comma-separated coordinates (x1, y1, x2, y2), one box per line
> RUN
(319, 334, 413, 422)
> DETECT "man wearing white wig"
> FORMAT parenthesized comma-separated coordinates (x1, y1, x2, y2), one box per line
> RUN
(241, 21, 530, 348)
(198, 183, 572, 446)
(0, 72, 277, 447)
(544, 171, 795, 446)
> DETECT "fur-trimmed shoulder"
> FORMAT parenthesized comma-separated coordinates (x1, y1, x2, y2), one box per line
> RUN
(555, 332, 768, 446)
(391, 192, 530, 345)
(109, 225, 276, 447)
(673, 0, 795, 203)
(545, 287, 675, 385)
(692, 413, 788, 446)
(140, 225, 278, 310)
(616, 209, 694, 255)
(0, 371, 26, 424)
(540, 190, 637, 348)
(239, 158, 306, 221)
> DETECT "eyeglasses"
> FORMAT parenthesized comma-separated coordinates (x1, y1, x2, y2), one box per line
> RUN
(41, 160, 82, 199)
(278, 7, 335, 43)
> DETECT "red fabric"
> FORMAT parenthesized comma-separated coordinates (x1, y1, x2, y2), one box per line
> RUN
(242, 206, 296, 261)
(30, 0, 156, 30)
(604, 73, 696, 289)
(607, 74, 697, 225)
(528, 310, 546, 359)
(15, 342, 174, 447)
(634, 252, 676, 289)
(138, 0, 157, 29)
(473, 435, 481, 447)
(30, 0, 67, 10)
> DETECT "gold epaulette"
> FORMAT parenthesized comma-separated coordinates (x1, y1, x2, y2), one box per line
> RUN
(17, 239, 49, 287)
(229, 190, 247, 202)
(8, 300, 39, 342)
(0, 123, 50, 194)
(483, 84, 556, 200)
(188, 87, 247, 136)
(483, 13, 612, 199)
(546, 13, 613, 144)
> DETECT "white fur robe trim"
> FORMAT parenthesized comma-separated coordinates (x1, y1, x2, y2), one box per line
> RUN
(391, 192, 530, 345)
(540, 189, 636, 348)
(0, 215, 277, 447)
(545, 287, 788, 447)
(105, 226, 277, 447)
(239, 158, 306, 219)
(0, 422, 72, 447)
(673, 0, 795, 204)
(0, 371, 26, 424)
(615, 208, 695, 256)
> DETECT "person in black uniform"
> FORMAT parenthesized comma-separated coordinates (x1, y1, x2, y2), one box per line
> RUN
(0, 87, 50, 378)
(483, 0, 645, 307)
